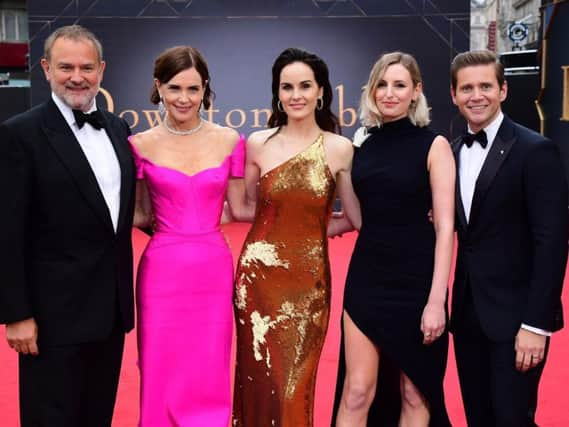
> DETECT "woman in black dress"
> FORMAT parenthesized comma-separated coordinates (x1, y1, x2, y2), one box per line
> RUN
(334, 52, 455, 426)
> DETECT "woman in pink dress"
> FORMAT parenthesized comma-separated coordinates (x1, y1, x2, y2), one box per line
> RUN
(129, 46, 252, 427)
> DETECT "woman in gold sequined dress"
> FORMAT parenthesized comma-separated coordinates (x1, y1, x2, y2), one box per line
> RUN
(232, 48, 361, 427)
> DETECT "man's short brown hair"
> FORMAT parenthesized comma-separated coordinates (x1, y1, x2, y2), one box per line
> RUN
(450, 50, 505, 90)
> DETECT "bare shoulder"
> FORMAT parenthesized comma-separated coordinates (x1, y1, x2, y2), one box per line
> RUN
(210, 122, 241, 144)
(202, 122, 241, 155)
(129, 126, 161, 153)
(428, 134, 455, 170)
(248, 128, 278, 146)
(429, 134, 452, 155)
(245, 128, 279, 157)
(432, 134, 450, 147)
(323, 131, 354, 157)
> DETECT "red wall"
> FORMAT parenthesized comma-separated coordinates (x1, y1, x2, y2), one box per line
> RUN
(0, 42, 28, 67)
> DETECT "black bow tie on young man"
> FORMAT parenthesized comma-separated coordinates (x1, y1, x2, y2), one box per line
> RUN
(462, 129, 488, 149)
(73, 109, 104, 130)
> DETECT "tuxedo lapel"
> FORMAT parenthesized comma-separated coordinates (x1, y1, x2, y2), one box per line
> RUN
(99, 112, 133, 234)
(469, 118, 516, 226)
(452, 138, 468, 230)
(41, 100, 115, 232)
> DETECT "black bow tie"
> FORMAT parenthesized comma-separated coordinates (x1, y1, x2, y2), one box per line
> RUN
(73, 109, 104, 130)
(462, 129, 488, 149)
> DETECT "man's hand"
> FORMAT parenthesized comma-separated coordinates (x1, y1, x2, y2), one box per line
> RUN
(6, 318, 39, 356)
(515, 328, 546, 372)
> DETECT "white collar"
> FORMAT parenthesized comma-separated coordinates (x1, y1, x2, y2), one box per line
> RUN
(468, 111, 504, 146)
(51, 92, 98, 128)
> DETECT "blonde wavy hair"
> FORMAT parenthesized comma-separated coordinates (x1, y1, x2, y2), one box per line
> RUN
(360, 52, 430, 128)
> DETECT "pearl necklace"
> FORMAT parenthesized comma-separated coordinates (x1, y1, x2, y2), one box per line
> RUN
(162, 117, 204, 136)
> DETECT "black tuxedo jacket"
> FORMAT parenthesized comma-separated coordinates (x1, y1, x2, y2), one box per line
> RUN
(450, 115, 568, 341)
(0, 99, 135, 346)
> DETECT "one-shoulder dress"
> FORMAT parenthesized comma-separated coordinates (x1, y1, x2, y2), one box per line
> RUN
(232, 135, 336, 427)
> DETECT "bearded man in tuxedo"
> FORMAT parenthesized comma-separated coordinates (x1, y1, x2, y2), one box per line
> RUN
(0, 24, 135, 426)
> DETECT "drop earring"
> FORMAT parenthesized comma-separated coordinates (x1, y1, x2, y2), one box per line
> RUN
(158, 95, 166, 115)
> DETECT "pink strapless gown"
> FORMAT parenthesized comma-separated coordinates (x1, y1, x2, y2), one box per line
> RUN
(129, 136, 245, 427)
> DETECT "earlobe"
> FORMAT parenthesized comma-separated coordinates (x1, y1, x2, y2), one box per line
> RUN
(40, 58, 50, 80)
(450, 87, 457, 105)
(500, 81, 508, 102)
(415, 82, 423, 98)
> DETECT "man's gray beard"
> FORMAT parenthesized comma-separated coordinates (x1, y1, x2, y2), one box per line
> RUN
(55, 85, 98, 112)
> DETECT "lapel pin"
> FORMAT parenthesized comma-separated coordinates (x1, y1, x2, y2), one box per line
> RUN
(500, 150, 504, 155)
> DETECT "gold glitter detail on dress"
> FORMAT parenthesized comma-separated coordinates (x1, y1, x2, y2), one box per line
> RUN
(235, 282, 248, 310)
(251, 311, 272, 363)
(268, 135, 330, 198)
(240, 241, 290, 269)
(233, 134, 335, 427)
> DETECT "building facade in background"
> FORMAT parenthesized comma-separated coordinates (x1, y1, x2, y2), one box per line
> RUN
(0, 0, 28, 81)
(497, 0, 541, 51)
(0, 0, 27, 42)
(471, 0, 541, 52)
(471, 0, 499, 51)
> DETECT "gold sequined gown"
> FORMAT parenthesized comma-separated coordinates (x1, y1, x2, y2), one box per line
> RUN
(233, 135, 336, 427)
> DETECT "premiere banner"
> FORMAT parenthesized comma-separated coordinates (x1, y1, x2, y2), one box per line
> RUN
(28, 2, 469, 137)
(539, 1, 569, 181)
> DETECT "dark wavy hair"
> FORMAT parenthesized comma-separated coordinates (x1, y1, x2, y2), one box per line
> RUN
(267, 47, 341, 135)
(150, 46, 214, 109)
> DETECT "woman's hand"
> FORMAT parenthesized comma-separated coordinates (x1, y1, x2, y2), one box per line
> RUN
(421, 301, 446, 345)
(327, 214, 355, 238)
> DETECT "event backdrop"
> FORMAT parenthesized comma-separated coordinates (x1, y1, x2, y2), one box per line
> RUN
(27, 0, 470, 138)
(539, 1, 569, 182)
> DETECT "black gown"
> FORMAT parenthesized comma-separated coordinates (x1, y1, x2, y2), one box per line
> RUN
(333, 117, 451, 426)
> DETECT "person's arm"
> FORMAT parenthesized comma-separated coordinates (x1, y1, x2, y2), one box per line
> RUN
(128, 133, 153, 231)
(226, 134, 260, 223)
(0, 122, 39, 355)
(6, 318, 38, 355)
(332, 139, 361, 232)
(422, 135, 455, 345)
(515, 140, 568, 372)
(226, 179, 256, 222)
(133, 179, 153, 229)
(328, 215, 356, 237)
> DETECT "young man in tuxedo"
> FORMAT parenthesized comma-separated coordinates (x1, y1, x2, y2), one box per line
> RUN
(0, 25, 135, 426)
(449, 49, 568, 426)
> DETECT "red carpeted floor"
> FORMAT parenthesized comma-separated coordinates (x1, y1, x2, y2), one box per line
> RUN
(1, 223, 568, 426)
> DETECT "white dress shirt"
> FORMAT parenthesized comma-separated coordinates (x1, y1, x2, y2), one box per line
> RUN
(459, 111, 503, 222)
(458, 110, 550, 336)
(52, 93, 121, 232)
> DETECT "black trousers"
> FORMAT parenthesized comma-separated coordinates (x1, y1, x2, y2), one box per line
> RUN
(452, 291, 547, 427)
(19, 325, 125, 427)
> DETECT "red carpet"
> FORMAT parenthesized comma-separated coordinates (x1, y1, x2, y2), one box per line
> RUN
(1, 223, 568, 426)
